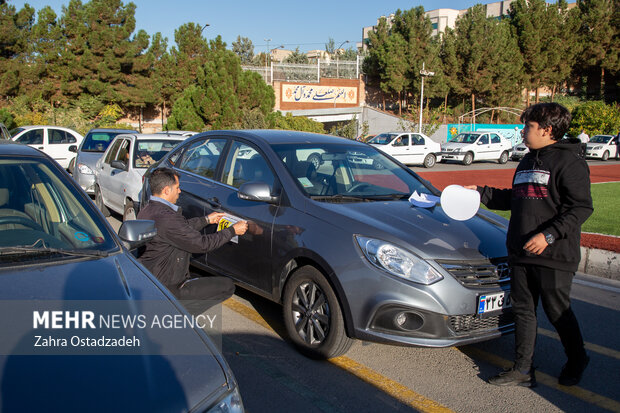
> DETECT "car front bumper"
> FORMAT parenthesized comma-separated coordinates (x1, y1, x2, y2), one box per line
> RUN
(75, 173, 96, 194)
(439, 152, 466, 161)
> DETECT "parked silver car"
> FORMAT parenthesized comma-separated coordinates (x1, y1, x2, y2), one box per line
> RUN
(0, 140, 243, 412)
(71, 128, 137, 194)
(94, 133, 187, 220)
(141, 130, 513, 359)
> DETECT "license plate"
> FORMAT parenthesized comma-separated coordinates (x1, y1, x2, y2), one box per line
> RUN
(477, 291, 511, 315)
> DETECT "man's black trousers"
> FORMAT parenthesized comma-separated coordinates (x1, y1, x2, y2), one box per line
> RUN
(511, 264, 586, 372)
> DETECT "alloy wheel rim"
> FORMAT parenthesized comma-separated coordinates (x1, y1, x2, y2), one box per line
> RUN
(291, 281, 330, 345)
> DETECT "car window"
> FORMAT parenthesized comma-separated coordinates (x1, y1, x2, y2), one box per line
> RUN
(368, 133, 398, 145)
(412, 134, 425, 145)
(16, 130, 43, 145)
(104, 139, 123, 164)
(82, 132, 124, 152)
(479, 135, 489, 145)
(491, 134, 501, 144)
(589, 136, 610, 144)
(221, 141, 275, 190)
(178, 138, 226, 179)
(114, 139, 131, 163)
(0, 158, 117, 254)
(273, 143, 431, 199)
(134, 140, 181, 168)
(452, 134, 477, 144)
(49, 129, 76, 144)
(393, 135, 409, 146)
(0, 124, 10, 140)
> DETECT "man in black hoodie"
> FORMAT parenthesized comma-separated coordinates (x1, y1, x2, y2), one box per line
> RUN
(466, 103, 593, 387)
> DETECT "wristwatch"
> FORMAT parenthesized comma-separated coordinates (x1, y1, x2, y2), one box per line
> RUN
(543, 232, 555, 245)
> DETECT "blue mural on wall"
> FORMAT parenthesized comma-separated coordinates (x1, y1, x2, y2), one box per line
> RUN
(447, 123, 523, 146)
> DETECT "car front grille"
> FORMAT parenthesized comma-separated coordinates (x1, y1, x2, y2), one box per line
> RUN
(436, 259, 510, 288)
(449, 312, 514, 335)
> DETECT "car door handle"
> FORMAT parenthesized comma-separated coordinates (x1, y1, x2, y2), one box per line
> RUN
(37, 147, 44, 150)
(206, 197, 220, 208)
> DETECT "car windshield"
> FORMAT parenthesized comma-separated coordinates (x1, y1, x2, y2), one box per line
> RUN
(9, 128, 25, 138)
(134, 139, 182, 168)
(0, 157, 117, 262)
(81, 132, 127, 152)
(589, 136, 611, 144)
(368, 133, 399, 145)
(451, 134, 479, 144)
(272, 143, 435, 201)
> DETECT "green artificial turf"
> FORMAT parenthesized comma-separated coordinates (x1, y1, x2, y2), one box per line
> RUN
(483, 182, 619, 237)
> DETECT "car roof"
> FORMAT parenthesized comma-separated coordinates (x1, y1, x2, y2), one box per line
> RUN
(196, 129, 365, 147)
(155, 130, 197, 136)
(110, 133, 188, 142)
(86, 128, 138, 133)
(0, 140, 47, 157)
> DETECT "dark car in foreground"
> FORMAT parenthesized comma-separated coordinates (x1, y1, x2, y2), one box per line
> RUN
(0, 141, 243, 411)
(140, 130, 514, 359)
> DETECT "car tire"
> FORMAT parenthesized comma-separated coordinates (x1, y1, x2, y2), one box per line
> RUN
(602, 150, 609, 161)
(123, 199, 136, 221)
(283, 265, 352, 359)
(498, 151, 509, 164)
(423, 153, 436, 168)
(68, 158, 75, 174)
(95, 185, 110, 217)
(462, 152, 474, 166)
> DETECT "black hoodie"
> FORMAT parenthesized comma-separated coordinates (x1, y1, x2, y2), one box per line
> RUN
(477, 138, 593, 271)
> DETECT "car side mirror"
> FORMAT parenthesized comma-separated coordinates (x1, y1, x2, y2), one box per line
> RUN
(69, 145, 77, 153)
(238, 182, 279, 204)
(111, 160, 127, 170)
(118, 219, 157, 250)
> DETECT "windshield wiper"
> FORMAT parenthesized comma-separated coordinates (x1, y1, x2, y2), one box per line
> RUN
(0, 246, 109, 258)
(360, 194, 410, 200)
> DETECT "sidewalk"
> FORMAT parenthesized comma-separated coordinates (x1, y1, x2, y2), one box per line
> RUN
(580, 233, 620, 281)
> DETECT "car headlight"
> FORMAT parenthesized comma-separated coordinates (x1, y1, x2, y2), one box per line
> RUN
(207, 385, 244, 413)
(77, 163, 94, 175)
(592, 146, 602, 150)
(356, 236, 443, 285)
(453, 148, 462, 153)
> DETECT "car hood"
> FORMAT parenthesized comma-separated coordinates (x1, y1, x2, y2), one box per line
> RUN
(586, 142, 605, 148)
(77, 150, 105, 167)
(441, 142, 472, 150)
(311, 199, 508, 261)
(0, 252, 228, 411)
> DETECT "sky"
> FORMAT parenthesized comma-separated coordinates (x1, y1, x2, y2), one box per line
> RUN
(9, 0, 477, 53)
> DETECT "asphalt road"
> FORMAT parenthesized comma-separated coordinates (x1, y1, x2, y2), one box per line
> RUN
(106, 207, 620, 413)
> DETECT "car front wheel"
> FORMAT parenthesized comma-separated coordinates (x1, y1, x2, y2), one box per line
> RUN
(602, 150, 609, 161)
(462, 152, 474, 166)
(95, 185, 110, 217)
(423, 153, 436, 168)
(498, 151, 509, 164)
(283, 265, 352, 359)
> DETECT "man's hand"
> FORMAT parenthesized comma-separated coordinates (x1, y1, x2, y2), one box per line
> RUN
(523, 233, 548, 255)
(233, 220, 248, 235)
(206, 212, 226, 224)
(463, 185, 477, 190)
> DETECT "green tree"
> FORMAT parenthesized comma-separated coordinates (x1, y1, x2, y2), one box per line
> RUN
(232, 35, 254, 64)
(167, 39, 275, 130)
(267, 112, 325, 133)
(284, 47, 309, 64)
(569, 101, 620, 136)
(325, 37, 335, 55)
(0, 2, 35, 100)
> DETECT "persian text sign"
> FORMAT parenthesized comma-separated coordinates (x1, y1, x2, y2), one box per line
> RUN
(282, 84, 357, 104)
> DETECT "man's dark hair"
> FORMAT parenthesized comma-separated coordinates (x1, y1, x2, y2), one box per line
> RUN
(520, 103, 571, 141)
(149, 167, 179, 195)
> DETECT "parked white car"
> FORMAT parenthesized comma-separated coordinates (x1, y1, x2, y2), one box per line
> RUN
(368, 132, 442, 168)
(440, 131, 512, 165)
(10, 125, 84, 170)
(586, 135, 619, 160)
(94, 133, 187, 220)
(511, 142, 529, 161)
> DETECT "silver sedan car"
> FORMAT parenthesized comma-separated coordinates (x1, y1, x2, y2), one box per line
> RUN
(141, 130, 513, 359)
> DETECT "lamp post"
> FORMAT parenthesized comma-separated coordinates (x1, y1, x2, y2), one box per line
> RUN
(264, 38, 271, 83)
(200, 23, 210, 35)
(418, 62, 435, 133)
(335, 40, 349, 78)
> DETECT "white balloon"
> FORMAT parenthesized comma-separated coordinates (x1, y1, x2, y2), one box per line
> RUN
(440, 185, 481, 221)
